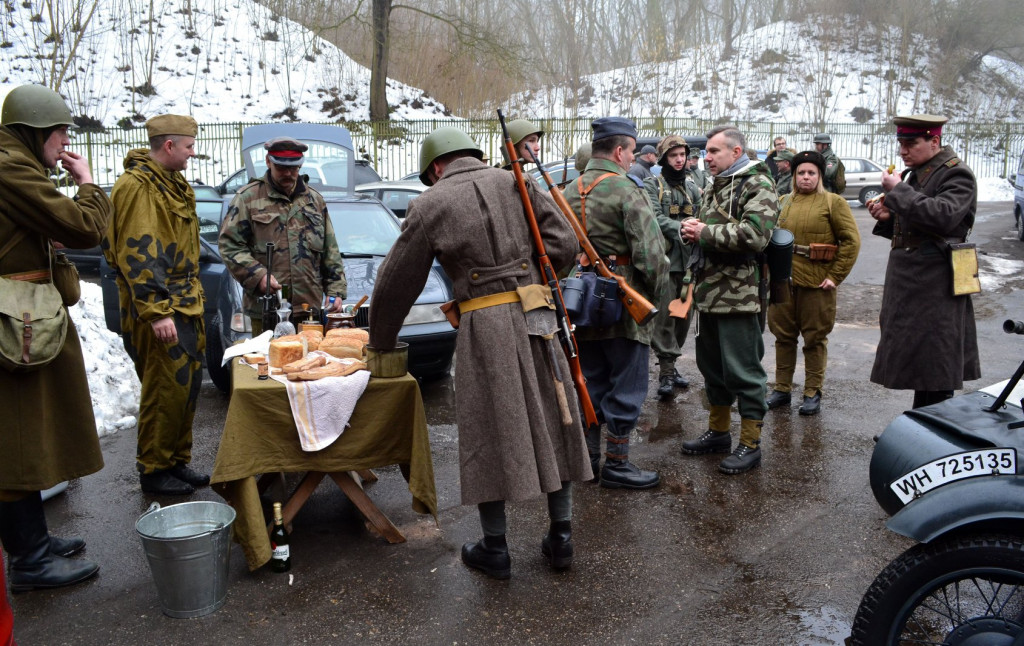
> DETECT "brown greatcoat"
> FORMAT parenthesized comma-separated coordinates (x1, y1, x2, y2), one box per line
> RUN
(0, 126, 110, 491)
(369, 157, 592, 506)
(870, 145, 981, 391)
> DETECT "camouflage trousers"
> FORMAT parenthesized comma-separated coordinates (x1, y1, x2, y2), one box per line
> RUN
(694, 312, 767, 423)
(123, 313, 205, 474)
(767, 285, 836, 397)
(650, 272, 691, 375)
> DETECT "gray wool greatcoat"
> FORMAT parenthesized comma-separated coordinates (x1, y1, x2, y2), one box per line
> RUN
(368, 157, 592, 505)
(870, 145, 981, 391)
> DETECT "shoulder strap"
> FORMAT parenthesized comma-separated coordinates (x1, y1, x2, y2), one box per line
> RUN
(576, 172, 618, 231)
(0, 230, 29, 263)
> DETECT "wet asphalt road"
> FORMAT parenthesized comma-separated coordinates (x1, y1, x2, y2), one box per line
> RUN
(9, 202, 1024, 645)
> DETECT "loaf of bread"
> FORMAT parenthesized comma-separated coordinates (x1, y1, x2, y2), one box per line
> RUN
(299, 329, 323, 351)
(269, 338, 305, 368)
(242, 353, 265, 364)
(325, 328, 369, 343)
(286, 359, 367, 381)
(283, 354, 327, 374)
(319, 336, 365, 360)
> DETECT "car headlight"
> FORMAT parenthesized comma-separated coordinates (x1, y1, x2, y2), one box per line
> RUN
(230, 311, 251, 333)
(403, 303, 447, 325)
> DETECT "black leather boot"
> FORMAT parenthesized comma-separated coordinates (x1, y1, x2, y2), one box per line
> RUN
(0, 493, 99, 593)
(600, 459, 660, 489)
(461, 535, 511, 579)
(48, 535, 86, 557)
(656, 375, 674, 400)
(541, 520, 573, 570)
(140, 469, 194, 495)
(170, 462, 210, 487)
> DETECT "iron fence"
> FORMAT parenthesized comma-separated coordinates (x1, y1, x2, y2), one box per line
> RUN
(68, 118, 1024, 188)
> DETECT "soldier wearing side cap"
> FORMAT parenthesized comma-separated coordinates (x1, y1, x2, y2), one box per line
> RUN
(219, 136, 347, 334)
(867, 114, 980, 409)
(105, 114, 209, 496)
(563, 117, 669, 490)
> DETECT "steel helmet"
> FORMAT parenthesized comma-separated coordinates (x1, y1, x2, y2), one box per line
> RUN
(506, 119, 544, 145)
(574, 142, 592, 173)
(2, 85, 74, 129)
(656, 135, 689, 164)
(419, 126, 483, 186)
(813, 133, 831, 144)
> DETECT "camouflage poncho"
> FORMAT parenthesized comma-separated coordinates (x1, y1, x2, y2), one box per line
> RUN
(693, 160, 778, 314)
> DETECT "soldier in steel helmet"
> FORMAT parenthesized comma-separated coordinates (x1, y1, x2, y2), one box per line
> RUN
(369, 126, 591, 580)
(813, 133, 845, 194)
(867, 114, 980, 409)
(679, 124, 779, 475)
(219, 136, 347, 333)
(644, 135, 702, 400)
(562, 117, 669, 490)
(0, 84, 109, 591)
(105, 114, 209, 496)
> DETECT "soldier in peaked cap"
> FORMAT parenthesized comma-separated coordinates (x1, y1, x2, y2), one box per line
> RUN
(219, 134, 346, 334)
(774, 149, 795, 195)
(628, 143, 659, 180)
(867, 114, 980, 409)
(368, 126, 591, 579)
(105, 114, 209, 496)
(563, 117, 669, 490)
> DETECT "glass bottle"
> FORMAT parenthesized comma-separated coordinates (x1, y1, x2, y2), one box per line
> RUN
(270, 502, 291, 573)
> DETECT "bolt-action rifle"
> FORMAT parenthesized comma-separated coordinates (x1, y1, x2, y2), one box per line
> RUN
(524, 143, 658, 326)
(497, 110, 599, 434)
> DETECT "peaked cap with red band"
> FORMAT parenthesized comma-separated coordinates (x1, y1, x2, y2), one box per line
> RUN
(265, 136, 307, 166)
(893, 114, 948, 140)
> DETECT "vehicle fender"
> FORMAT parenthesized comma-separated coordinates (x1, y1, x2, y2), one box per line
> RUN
(886, 475, 1024, 542)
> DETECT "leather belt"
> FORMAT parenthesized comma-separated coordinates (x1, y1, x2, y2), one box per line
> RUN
(2, 269, 51, 283)
(458, 290, 521, 313)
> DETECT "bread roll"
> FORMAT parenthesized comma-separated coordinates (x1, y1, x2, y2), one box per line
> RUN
(325, 328, 369, 343)
(299, 329, 323, 351)
(269, 339, 305, 368)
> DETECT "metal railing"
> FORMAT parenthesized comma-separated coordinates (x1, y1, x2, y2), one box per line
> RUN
(68, 118, 1024, 187)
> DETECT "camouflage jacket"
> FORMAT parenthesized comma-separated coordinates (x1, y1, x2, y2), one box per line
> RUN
(219, 173, 347, 318)
(776, 170, 792, 196)
(105, 149, 203, 324)
(821, 146, 841, 193)
(643, 173, 701, 275)
(693, 160, 778, 314)
(562, 158, 669, 343)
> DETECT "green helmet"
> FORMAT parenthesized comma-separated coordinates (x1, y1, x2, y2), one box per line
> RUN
(1, 85, 74, 129)
(813, 133, 831, 144)
(574, 142, 592, 173)
(419, 126, 483, 186)
(656, 135, 689, 164)
(506, 119, 544, 146)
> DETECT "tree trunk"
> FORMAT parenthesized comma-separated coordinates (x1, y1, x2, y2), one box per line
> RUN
(369, 0, 392, 121)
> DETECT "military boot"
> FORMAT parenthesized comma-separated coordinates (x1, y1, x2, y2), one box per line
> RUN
(461, 535, 511, 580)
(541, 520, 573, 570)
(719, 419, 763, 475)
(656, 375, 674, 399)
(48, 535, 86, 558)
(0, 494, 99, 593)
(600, 459, 660, 489)
(681, 429, 732, 455)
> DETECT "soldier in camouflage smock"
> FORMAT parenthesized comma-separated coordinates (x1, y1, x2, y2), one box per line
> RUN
(562, 117, 669, 490)
(644, 135, 702, 399)
(680, 125, 779, 475)
(219, 137, 347, 333)
(105, 114, 209, 496)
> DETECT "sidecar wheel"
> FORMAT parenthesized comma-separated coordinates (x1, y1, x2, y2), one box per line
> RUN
(850, 533, 1024, 646)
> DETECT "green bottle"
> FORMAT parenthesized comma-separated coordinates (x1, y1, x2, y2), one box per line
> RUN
(270, 502, 291, 573)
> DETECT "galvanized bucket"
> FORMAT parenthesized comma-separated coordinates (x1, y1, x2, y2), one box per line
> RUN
(135, 501, 236, 618)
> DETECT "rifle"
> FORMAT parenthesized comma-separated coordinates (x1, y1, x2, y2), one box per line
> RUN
(259, 242, 279, 333)
(497, 109, 599, 434)
(524, 145, 658, 326)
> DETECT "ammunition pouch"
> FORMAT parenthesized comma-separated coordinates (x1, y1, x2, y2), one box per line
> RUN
(560, 269, 623, 328)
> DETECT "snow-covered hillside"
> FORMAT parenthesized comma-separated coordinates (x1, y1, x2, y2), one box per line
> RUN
(506, 19, 1024, 125)
(0, 0, 450, 125)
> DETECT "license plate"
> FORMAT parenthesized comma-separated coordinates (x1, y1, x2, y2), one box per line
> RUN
(889, 448, 1017, 504)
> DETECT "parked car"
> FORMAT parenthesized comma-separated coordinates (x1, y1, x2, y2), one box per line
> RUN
(1009, 148, 1024, 241)
(355, 179, 426, 218)
(65, 194, 224, 273)
(530, 158, 580, 188)
(216, 156, 381, 195)
(840, 157, 889, 205)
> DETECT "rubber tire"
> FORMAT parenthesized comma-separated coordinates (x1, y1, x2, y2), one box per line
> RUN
(1016, 210, 1024, 241)
(205, 326, 231, 394)
(849, 533, 1024, 646)
(859, 186, 882, 206)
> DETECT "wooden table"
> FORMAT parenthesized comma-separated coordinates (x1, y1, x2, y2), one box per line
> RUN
(211, 360, 437, 570)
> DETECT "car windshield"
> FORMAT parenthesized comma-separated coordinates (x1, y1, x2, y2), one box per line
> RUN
(328, 202, 400, 255)
(196, 200, 224, 243)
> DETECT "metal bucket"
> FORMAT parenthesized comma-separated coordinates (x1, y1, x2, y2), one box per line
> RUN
(135, 501, 236, 618)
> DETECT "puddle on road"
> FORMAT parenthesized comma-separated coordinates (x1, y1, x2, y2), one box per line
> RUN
(792, 605, 852, 645)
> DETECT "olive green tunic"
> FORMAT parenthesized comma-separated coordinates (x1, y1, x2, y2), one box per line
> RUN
(0, 126, 110, 491)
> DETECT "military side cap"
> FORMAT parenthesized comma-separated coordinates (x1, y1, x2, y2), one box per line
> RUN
(265, 136, 308, 166)
(591, 117, 637, 142)
(776, 150, 795, 163)
(893, 114, 947, 139)
(812, 133, 831, 144)
(146, 114, 198, 138)
(792, 150, 825, 175)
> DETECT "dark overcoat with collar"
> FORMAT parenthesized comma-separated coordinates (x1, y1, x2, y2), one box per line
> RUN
(369, 157, 592, 505)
